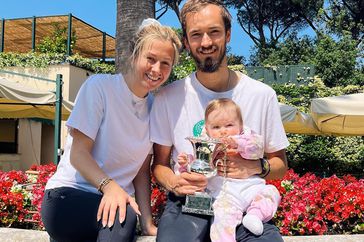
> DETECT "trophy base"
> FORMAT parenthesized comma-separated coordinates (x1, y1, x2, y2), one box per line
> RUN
(182, 192, 214, 216)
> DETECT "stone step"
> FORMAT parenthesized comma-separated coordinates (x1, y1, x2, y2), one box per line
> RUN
(0, 228, 363, 242)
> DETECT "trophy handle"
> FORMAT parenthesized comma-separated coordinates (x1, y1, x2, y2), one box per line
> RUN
(214, 159, 223, 168)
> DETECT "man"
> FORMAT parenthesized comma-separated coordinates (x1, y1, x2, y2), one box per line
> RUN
(150, 1, 289, 241)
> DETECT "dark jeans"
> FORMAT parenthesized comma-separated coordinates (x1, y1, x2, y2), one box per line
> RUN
(157, 193, 283, 242)
(41, 187, 137, 242)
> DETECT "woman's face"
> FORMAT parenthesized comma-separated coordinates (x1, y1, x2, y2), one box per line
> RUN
(133, 39, 175, 96)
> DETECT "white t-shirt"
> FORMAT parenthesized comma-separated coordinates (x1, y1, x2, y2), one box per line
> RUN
(150, 72, 289, 167)
(46, 74, 153, 195)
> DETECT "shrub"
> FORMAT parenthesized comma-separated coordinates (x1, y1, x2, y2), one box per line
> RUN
(36, 23, 77, 55)
(0, 52, 115, 74)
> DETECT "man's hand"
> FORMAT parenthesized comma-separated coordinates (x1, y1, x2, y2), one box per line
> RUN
(171, 172, 207, 196)
(215, 149, 261, 179)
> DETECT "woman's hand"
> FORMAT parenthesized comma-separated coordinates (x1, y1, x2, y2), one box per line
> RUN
(171, 172, 207, 196)
(97, 180, 140, 228)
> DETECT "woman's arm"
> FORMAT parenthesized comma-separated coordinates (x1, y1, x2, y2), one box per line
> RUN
(133, 154, 157, 236)
(70, 128, 140, 228)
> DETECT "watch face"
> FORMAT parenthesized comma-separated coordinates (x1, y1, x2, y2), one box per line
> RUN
(259, 158, 270, 177)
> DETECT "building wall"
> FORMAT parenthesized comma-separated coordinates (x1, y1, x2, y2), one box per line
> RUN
(0, 64, 92, 171)
(18, 119, 42, 170)
(41, 123, 55, 165)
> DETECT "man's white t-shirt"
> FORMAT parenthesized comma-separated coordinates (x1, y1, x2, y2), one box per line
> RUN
(46, 74, 153, 195)
(150, 72, 289, 167)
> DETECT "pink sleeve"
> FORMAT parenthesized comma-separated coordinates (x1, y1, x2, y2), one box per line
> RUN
(235, 133, 264, 160)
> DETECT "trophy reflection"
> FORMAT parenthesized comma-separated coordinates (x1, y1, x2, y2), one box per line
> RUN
(181, 136, 224, 216)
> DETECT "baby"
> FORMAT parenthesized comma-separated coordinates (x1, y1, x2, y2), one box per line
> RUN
(177, 98, 281, 241)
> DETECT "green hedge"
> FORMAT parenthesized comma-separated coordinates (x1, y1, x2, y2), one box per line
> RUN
(0, 52, 115, 74)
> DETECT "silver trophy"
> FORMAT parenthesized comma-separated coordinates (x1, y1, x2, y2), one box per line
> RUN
(181, 136, 226, 216)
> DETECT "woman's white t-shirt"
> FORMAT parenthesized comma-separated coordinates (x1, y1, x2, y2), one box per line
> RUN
(46, 74, 153, 195)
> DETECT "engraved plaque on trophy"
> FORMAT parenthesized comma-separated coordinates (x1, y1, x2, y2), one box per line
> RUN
(181, 136, 224, 216)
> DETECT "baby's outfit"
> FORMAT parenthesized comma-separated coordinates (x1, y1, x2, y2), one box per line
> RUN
(209, 128, 280, 241)
(177, 128, 281, 241)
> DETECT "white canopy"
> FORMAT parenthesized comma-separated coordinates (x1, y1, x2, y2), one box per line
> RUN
(0, 78, 73, 120)
(279, 103, 322, 135)
(310, 93, 364, 135)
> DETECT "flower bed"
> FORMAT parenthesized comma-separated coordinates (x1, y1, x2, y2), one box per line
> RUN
(268, 170, 364, 235)
(1, 165, 363, 236)
(0, 164, 56, 229)
(151, 170, 364, 235)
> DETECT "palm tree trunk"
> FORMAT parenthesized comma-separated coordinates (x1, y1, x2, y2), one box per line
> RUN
(115, 0, 155, 73)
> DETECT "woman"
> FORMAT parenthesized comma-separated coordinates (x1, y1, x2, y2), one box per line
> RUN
(41, 19, 181, 242)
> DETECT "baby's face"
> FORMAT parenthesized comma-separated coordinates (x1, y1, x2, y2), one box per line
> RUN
(205, 107, 242, 139)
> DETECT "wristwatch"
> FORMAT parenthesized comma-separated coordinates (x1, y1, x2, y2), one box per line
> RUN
(258, 158, 270, 178)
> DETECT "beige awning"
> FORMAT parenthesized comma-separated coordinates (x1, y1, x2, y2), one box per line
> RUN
(279, 103, 322, 135)
(1, 15, 115, 59)
(310, 93, 364, 135)
(0, 78, 73, 120)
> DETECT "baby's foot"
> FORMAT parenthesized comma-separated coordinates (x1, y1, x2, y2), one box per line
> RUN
(242, 214, 264, 236)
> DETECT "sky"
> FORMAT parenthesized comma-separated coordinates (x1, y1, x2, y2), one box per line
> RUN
(0, 0, 254, 59)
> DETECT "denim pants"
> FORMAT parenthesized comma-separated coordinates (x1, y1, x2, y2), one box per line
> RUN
(41, 187, 137, 242)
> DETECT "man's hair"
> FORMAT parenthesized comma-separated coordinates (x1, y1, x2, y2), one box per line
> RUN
(128, 22, 182, 67)
(180, 0, 232, 38)
(205, 98, 243, 125)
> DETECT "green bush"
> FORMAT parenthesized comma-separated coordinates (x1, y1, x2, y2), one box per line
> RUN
(313, 35, 359, 87)
(36, 23, 77, 55)
(256, 34, 364, 87)
(287, 134, 364, 177)
(0, 52, 115, 74)
(272, 79, 364, 177)
(273, 77, 363, 112)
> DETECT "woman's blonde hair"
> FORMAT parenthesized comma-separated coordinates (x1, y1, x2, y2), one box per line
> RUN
(205, 98, 243, 125)
(129, 22, 182, 67)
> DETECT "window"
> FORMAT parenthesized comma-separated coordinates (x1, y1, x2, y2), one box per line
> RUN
(0, 119, 18, 153)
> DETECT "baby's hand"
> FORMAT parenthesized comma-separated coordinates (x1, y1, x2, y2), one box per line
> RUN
(220, 136, 238, 149)
(177, 153, 189, 167)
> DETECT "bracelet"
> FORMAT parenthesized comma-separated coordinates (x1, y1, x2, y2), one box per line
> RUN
(97, 177, 113, 194)
(258, 158, 270, 178)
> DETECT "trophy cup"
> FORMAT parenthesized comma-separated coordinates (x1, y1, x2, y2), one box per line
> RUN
(181, 136, 225, 216)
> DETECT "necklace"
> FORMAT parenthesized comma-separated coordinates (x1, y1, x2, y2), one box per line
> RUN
(226, 70, 231, 91)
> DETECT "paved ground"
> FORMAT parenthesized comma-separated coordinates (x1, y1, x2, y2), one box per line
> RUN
(1, 228, 363, 242)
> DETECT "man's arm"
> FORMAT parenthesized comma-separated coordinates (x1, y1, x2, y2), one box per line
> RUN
(152, 143, 208, 196)
(133, 154, 157, 236)
(265, 149, 288, 180)
(152, 144, 178, 192)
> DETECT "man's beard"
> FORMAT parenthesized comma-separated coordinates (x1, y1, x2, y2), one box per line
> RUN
(191, 45, 226, 73)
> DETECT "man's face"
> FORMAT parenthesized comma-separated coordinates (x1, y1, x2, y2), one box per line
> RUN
(184, 4, 231, 73)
